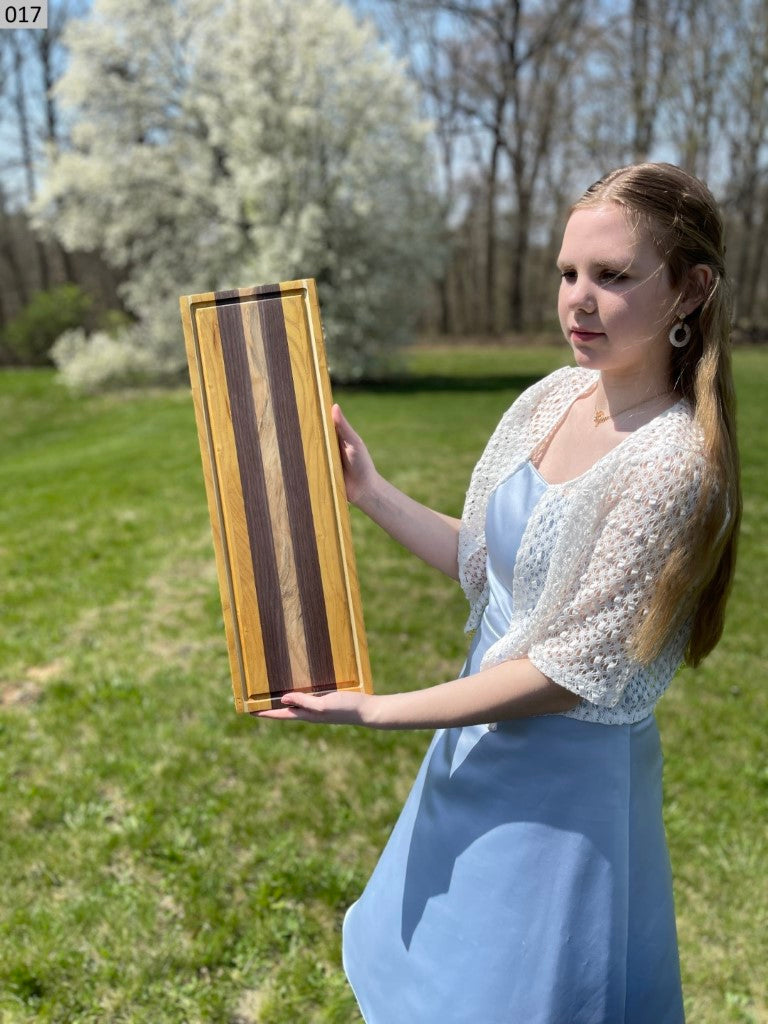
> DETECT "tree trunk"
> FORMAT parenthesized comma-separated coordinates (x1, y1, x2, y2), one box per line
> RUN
(9, 36, 51, 290)
(436, 271, 451, 334)
(744, 188, 768, 320)
(509, 190, 531, 332)
(10, 36, 36, 203)
(0, 238, 30, 306)
(484, 136, 502, 335)
(734, 184, 756, 321)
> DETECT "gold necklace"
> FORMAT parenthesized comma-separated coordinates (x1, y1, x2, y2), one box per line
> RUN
(593, 391, 672, 427)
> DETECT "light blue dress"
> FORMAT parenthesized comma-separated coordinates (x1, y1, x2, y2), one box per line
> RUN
(343, 461, 685, 1024)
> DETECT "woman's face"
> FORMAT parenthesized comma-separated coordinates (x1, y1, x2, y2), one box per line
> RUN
(557, 203, 679, 380)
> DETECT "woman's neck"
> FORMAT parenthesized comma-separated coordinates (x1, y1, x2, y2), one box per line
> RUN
(593, 367, 674, 416)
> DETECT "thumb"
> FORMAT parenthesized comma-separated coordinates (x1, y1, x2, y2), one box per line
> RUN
(332, 403, 358, 444)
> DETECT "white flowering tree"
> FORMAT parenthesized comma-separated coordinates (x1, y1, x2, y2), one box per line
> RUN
(37, 0, 440, 386)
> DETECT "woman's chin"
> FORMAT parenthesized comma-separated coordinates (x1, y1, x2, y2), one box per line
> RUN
(570, 344, 601, 368)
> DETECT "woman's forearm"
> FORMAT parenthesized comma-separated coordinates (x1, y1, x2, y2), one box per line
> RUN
(256, 658, 581, 728)
(355, 473, 461, 580)
(362, 658, 580, 730)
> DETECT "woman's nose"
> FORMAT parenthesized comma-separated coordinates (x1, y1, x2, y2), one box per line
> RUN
(570, 284, 596, 313)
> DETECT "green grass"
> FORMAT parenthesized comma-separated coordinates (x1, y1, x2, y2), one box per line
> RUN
(0, 346, 765, 1023)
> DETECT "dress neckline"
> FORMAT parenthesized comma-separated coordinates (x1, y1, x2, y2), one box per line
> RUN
(530, 376, 687, 488)
(526, 459, 551, 488)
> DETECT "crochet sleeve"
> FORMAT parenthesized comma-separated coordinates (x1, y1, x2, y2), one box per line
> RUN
(526, 447, 706, 708)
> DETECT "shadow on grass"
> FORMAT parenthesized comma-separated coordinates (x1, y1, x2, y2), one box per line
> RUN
(336, 373, 542, 395)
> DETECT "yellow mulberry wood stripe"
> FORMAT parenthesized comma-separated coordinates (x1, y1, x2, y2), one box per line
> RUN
(180, 296, 250, 712)
(297, 281, 373, 692)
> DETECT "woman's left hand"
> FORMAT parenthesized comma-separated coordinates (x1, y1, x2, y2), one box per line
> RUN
(252, 689, 378, 726)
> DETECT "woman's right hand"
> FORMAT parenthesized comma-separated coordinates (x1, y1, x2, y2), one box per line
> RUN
(332, 403, 460, 578)
(332, 404, 378, 507)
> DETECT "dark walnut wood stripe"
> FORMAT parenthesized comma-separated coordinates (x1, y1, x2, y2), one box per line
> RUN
(214, 298, 293, 700)
(258, 295, 337, 691)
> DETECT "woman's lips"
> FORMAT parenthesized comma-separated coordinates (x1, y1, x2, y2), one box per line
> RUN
(570, 328, 604, 343)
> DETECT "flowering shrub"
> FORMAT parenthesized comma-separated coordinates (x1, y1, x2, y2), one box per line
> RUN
(37, 0, 441, 389)
(51, 326, 181, 393)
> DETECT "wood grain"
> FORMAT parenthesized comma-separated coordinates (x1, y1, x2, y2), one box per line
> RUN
(180, 280, 373, 712)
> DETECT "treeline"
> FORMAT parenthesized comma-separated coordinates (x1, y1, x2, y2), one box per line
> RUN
(1, 0, 767, 366)
(359, 0, 768, 339)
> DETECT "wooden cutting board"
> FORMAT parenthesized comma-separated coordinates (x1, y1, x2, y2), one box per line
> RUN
(180, 279, 372, 712)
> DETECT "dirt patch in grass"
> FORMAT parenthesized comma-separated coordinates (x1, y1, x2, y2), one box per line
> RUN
(231, 984, 270, 1023)
(1, 658, 68, 705)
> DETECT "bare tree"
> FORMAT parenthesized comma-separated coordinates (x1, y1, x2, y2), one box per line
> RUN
(384, 3, 472, 332)
(663, 0, 732, 181)
(0, 0, 85, 323)
(504, 0, 587, 330)
(723, 0, 768, 323)
(285, 0, 768, 335)
(31, 0, 79, 281)
(628, 0, 685, 161)
(0, 185, 31, 308)
(373, 0, 589, 333)
(1, 33, 52, 288)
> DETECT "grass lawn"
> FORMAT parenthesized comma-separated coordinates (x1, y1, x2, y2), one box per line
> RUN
(0, 345, 765, 1023)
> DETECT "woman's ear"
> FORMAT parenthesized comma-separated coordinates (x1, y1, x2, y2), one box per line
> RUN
(681, 264, 714, 316)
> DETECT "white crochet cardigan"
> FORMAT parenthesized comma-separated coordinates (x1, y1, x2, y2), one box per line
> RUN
(458, 365, 707, 724)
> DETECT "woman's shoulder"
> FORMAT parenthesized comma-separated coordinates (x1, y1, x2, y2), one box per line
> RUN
(609, 400, 708, 505)
(628, 398, 705, 464)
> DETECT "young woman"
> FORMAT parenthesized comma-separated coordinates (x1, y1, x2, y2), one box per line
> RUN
(256, 163, 740, 1024)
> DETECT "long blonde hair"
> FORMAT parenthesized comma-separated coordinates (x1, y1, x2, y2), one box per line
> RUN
(573, 162, 741, 666)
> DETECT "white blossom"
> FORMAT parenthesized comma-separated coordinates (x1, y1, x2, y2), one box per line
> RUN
(37, 0, 440, 387)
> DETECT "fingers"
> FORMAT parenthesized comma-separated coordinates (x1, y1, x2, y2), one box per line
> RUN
(251, 691, 329, 722)
(282, 691, 327, 711)
(251, 689, 369, 726)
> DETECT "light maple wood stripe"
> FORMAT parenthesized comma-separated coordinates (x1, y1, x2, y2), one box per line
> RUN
(181, 295, 249, 711)
(295, 280, 373, 692)
(192, 301, 269, 704)
(279, 287, 361, 686)
(241, 299, 312, 692)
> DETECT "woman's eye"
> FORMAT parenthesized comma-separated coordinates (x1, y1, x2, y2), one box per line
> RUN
(601, 270, 627, 283)
(559, 270, 576, 282)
